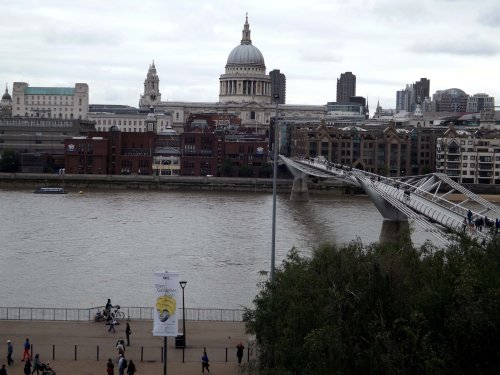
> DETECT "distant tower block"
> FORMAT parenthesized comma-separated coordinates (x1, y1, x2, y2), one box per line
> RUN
(336, 72, 356, 104)
(270, 69, 286, 104)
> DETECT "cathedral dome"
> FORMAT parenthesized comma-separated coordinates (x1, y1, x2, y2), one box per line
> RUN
(2, 87, 11, 100)
(227, 44, 265, 66)
(225, 15, 265, 68)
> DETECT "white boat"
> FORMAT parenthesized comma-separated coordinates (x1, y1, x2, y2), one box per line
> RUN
(34, 187, 66, 194)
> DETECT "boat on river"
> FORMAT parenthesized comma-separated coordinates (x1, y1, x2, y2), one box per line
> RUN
(34, 187, 66, 194)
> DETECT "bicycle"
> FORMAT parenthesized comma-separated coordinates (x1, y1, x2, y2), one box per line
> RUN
(111, 305, 125, 320)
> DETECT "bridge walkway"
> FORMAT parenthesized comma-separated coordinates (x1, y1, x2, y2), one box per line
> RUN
(281, 155, 497, 242)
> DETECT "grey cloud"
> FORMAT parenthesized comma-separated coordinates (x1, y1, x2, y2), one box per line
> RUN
(41, 28, 123, 46)
(360, 78, 404, 86)
(481, 11, 500, 27)
(299, 52, 341, 63)
(410, 40, 500, 56)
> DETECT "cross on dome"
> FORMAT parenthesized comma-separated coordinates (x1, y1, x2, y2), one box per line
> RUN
(241, 13, 252, 45)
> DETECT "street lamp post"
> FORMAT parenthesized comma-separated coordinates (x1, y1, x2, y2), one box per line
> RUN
(179, 280, 187, 363)
(271, 94, 279, 281)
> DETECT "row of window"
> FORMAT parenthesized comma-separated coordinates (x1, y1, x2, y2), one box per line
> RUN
(21, 112, 81, 120)
(25, 101, 81, 106)
(26, 107, 82, 112)
(96, 119, 171, 127)
(440, 155, 500, 161)
(97, 119, 144, 126)
(17, 97, 83, 106)
(96, 127, 145, 132)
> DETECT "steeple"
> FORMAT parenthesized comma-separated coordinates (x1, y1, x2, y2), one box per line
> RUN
(241, 13, 252, 45)
(139, 61, 161, 108)
(149, 60, 156, 74)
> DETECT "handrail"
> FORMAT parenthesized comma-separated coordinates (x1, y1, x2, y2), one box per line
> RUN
(0, 306, 245, 322)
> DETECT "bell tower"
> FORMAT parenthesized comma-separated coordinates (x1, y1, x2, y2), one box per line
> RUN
(139, 60, 162, 108)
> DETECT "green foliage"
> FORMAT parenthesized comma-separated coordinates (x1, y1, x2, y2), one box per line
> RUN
(221, 159, 233, 177)
(244, 235, 500, 374)
(0, 150, 19, 172)
(239, 164, 254, 177)
(258, 164, 272, 178)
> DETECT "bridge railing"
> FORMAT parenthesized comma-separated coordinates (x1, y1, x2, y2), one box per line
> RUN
(0, 306, 245, 322)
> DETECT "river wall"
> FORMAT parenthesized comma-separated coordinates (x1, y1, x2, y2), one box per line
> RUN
(0, 172, 357, 194)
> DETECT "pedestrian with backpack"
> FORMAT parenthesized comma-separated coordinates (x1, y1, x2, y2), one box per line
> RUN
(118, 354, 127, 375)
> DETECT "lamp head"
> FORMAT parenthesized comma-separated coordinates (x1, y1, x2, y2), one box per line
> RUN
(179, 280, 187, 289)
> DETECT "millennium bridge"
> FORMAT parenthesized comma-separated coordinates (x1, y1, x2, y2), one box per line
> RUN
(280, 155, 500, 245)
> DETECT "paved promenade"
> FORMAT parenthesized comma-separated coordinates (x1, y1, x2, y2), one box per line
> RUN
(0, 320, 252, 374)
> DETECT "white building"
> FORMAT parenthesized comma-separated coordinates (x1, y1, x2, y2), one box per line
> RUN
(11, 82, 89, 119)
(87, 105, 173, 133)
(467, 93, 495, 113)
(436, 126, 500, 185)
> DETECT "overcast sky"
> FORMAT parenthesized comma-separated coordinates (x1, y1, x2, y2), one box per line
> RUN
(1, 0, 499, 111)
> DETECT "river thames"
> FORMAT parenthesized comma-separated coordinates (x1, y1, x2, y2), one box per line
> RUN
(1, 188, 436, 310)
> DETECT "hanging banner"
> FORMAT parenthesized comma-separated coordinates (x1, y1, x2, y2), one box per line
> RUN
(153, 271, 180, 337)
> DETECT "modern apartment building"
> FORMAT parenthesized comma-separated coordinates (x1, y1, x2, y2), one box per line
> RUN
(436, 127, 500, 185)
(467, 93, 495, 113)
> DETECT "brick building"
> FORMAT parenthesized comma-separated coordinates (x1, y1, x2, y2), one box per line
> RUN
(64, 127, 155, 175)
(291, 121, 440, 176)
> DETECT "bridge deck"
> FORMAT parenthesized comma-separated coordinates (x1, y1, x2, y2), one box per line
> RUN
(281, 155, 498, 244)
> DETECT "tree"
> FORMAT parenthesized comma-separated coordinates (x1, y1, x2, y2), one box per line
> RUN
(221, 159, 233, 177)
(244, 233, 500, 374)
(239, 164, 254, 177)
(0, 150, 19, 172)
(258, 164, 272, 178)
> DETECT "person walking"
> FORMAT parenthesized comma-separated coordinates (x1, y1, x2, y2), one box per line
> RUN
(108, 315, 116, 333)
(201, 351, 210, 374)
(6, 340, 13, 366)
(106, 358, 114, 375)
(0, 364, 7, 375)
(23, 358, 31, 375)
(125, 323, 131, 346)
(116, 339, 125, 356)
(467, 209, 473, 224)
(31, 354, 40, 375)
(236, 342, 244, 365)
(117, 354, 127, 375)
(105, 298, 113, 318)
(21, 338, 31, 361)
(126, 360, 136, 375)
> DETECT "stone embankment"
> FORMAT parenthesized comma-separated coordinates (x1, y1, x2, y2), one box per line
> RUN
(0, 172, 353, 194)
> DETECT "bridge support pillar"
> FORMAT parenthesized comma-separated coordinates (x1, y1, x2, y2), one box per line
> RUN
(379, 220, 412, 247)
(290, 175, 309, 201)
(357, 178, 408, 222)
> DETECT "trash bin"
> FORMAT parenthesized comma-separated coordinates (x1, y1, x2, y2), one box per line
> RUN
(175, 335, 185, 348)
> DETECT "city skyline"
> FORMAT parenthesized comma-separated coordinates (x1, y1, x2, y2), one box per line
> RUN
(1, 0, 499, 110)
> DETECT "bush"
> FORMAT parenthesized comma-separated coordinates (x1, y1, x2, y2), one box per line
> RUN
(244, 234, 500, 374)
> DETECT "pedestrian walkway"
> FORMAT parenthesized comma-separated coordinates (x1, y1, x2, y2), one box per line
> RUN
(0, 319, 252, 374)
